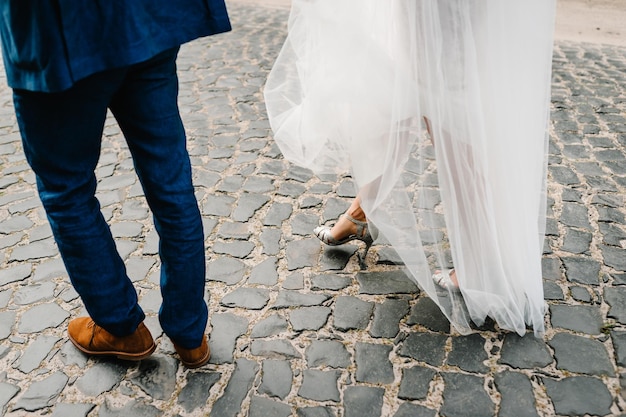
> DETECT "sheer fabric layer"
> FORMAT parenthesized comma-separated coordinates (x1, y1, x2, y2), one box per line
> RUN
(265, 0, 556, 337)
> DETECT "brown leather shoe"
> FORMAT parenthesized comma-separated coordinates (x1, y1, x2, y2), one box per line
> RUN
(68, 317, 156, 361)
(173, 335, 210, 368)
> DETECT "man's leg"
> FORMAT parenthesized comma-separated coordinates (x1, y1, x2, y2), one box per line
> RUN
(13, 71, 147, 337)
(109, 48, 208, 352)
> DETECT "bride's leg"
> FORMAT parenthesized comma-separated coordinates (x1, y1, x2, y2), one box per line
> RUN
(323, 195, 367, 241)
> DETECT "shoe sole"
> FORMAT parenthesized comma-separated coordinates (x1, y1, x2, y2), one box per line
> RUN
(68, 334, 156, 361)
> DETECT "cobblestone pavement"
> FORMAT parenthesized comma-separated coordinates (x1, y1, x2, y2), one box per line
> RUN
(1, 3, 626, 417)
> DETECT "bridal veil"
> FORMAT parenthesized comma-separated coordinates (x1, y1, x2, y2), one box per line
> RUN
(264, 0, 556, 337)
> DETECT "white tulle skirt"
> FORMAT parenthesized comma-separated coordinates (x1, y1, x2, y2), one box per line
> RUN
(264, 0, 556, 337)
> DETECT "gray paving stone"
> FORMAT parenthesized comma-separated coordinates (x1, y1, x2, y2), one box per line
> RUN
(212, 359, 259, 417)
(209, 313, 248, 364)
(273, 290, 330, 309)
(13, 281, 56, 305)
(333, 296, 374, 331)
(319, 245, 357, 271)
(322, 198, 350, 223)
(406, 297, 451, 333)
(550, 166, 579, 185)
(76, 362, 127, 396)
(126, 257, 156, 282)
(207, 257, 247, 285)
(562, 256, 601, 285)
(0, 215, 33, 234)
(277, 181, 306, 197)
(549, 332, 614, 376)
(243, 177, 274, 193)
(232, 193, 270, 222)
(10, 238, 58, 261)
(202, 194, 235, 216)
(131, 356, 178, 400)
(440, 373, 494, 417)
(447, 333, 489, 373)
(221, 287, 270, 309)
(0, 311, 15, 340)
(560, 202, 591, 230)
(0, 382, 19, 415)
(604, 287, 626, 324)
(249, 396, 291, 417)
(0, 233, 24, 250)
(291, 213, 319, 236)
(370, 298, 409, 338)
(29, 224, 53, 242)
(15, 335, 61, 374)
(393, 403, 436, 417)
(0, 263, 31, 286)
(217, 221, 251, 240)
(286, 238, 320, 270)
(495, 372, 539, 417)
(398, 333, 447, 366)
(289, 306, 331, 331)
(110, 221, 143, 238)
(260, 228, 281, 255)
(18, 303, 69, 334)
(549, 304, 603, 334)
(249, 257, 278, 285)
(356, 270, 418, 294)
(33, 258, 66, 281)
(98, 173, 136, 191)
(297, 406, 336, 417)
(398, 366, 436, 401)
(283, 272, 305, 289)
(298, 370, 341, 402)
(542, 376, 612, 417)
(13, 371, 68, 412)
(263, 202, 293, 226)
(600, 244, 626, 271)
(251, 314, 289, 338)
(498, 333, 553, 369)
(259, 360, 293, 399)
(50, 403, 95, 417)
(139, 288, 161, 313)
(611, 331, 626, 367)
(599, 222, 626, 246)
(561, 228, 592, 254)
(251, 339, 301, 359)
(213, 240, 255, 258)
(542, 257, 562, 281)
(355, 342, 393, 384)
(217, 175, 244, 192)
(570, 285, 592, 302)
(300, 196, 322, 209)
(98, 399, 161, 417)
(343, 386, 384, 417)
(543, 281, 565, 300)
(178, 371, 221, 413)
(0, 289, 11, 308)
(306, 340, 351, 368)
(310, 274, 352, 291)
(57, 340, 88, 368)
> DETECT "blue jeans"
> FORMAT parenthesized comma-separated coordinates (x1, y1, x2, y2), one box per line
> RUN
(13, 47, 207, 349)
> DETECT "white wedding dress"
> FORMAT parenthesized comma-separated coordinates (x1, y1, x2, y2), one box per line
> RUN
(264, 0, 556, 337)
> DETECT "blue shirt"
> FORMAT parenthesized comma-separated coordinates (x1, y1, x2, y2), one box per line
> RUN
(0, 0, 231, 92)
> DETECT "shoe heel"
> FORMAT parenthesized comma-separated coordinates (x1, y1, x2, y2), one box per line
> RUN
(358, 236, 374, 270)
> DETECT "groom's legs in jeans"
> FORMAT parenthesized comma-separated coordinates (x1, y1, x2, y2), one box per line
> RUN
(13, 48, 207, 349)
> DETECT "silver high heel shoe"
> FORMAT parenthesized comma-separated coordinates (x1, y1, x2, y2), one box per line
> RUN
(314, 214, 374, 267)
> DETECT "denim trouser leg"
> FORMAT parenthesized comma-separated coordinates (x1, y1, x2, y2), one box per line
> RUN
(13, 70, 145, 337)
(13, 48, 207, 347)
(110, 49, 207, 349)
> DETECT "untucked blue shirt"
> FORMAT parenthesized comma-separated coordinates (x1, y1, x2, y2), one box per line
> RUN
(0, 0, 231, 92)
